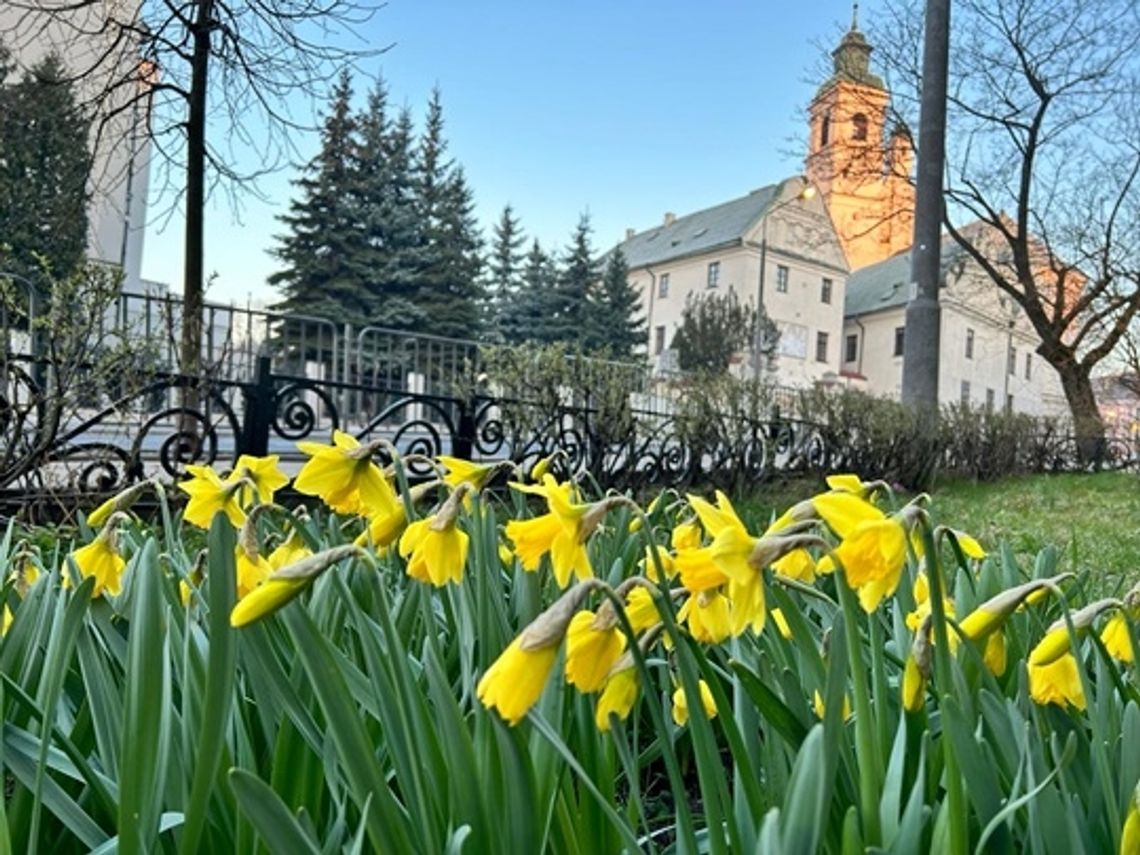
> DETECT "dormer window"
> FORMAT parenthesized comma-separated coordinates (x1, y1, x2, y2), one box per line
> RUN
(852, 113, 868, 141)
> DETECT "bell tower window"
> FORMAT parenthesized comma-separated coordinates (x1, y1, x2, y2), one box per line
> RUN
(820, 112, 831, 147)
(852, 113, 868, 141)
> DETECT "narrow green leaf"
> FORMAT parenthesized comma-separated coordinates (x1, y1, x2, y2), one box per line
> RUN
(229, 769, 320, 855)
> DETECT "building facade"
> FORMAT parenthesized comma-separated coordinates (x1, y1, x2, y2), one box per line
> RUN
(841, 241, 1067, 415)
(0, 2, 151, 291)
(616, 176, 849, 388)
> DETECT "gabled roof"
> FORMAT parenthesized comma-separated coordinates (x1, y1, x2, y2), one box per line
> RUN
(844, 236, 965, 317)
(615, 181, 787, 269)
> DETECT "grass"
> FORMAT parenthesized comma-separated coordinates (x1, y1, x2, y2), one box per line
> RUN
(737, 471, 1140, 594)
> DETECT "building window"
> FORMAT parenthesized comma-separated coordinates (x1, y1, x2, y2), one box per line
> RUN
(845, 333, 858, 363)
(707, 261, 720, 289)
(775, 265, 789, 293)
(894, 326, 905, 357)
(1006, 393, 1014, 414)
(1025, 352, 1032, 380)
(852, 113, 869, 141)
(986, 388, 995, 411)
(1008, 345, 1016, 375)
(820, 112, 831, 147)
(654, 325, 666, 355)
(821, 277, 833, 304)
(965, 328, 975, 359)
(658, 273, 670, 298)
(815, 331, 829, 363)
(960, 380, 971, 405)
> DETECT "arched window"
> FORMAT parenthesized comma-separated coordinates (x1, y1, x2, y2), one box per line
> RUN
(820, 113, 831, 147)
(851, 113, 868, 141)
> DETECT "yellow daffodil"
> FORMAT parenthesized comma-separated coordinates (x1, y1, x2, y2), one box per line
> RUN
(9, 560, 40, 594)
(236, 546, 272, 600)
(672, 679, 717, 726)
(294, 431, 395, 515)
(809, 490, 885, 538)
(505, 476, 619, 587)
(398, 488, 470, 587)
(678, 591, 732, 643)
(771, 608, 793, 639)
(181, 464, 246, 529)
(1028, 599, 1120, 667)
(2, 605, 12, 635)
(230, 545, 360, 628)
(813, 690, 852, 720)
(828, 515, 910, 612)
(231, 454, 290, 506)
(268, 531, 312, 570)
(596, 664, 639, 731)
(68, 532, 126, 598)
(88, 479, 154, 527)
(437, 455, 497, 491)
(565, 608, 627, 692)
(1122, 784, 1140, 855)
(983, 630, 1007, 676)
(901, 654, 926, 713)
(1102, 613, 1135, 664)
(355, 501, 409, 552)
(905, 574, 957, 649)
(955, 576, 1067, 641)
(478, 584, 595, 726)
(1028, 652, 1086, 710)
(624, 586, 662, 633)
(642, 544, 676, 581)
(772, 548, 816, 583)
(530, 453, 555, 481)
(498, 543, 515, 566)
(728, 572, 766, 636)
(825, 473, 866, 494)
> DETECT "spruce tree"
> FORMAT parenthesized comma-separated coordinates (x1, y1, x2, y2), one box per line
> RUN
(592, 248, 646, 357)
(411, 88, 483, 339)
(507, 238, 555, 343)
(269, 71, 369, 326)
(352, 86, 424, 330)
(0, 53, 91, 290)
(548, 214, 599, 346)
(484, 204, 525, 342)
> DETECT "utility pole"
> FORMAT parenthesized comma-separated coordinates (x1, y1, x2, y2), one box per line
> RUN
(900, 0, 951, 407)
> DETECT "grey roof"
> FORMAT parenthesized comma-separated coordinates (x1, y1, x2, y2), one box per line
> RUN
(845, 236, 964, 317)
(615, 181, 787, 269)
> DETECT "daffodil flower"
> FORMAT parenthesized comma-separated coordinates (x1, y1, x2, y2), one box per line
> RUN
(672, 679, 717, 726)
(231, 454, 290, 507)
(595, 662, 639, 731)
(398, 485, 471, 587)
(565, 607, 627, 692)
(1028, 652, 1086, 710)
(230, 545, 360, 628)
(67, 529, 126, 598)
(1102, 612, 1136, 663)
(180, 464, 246, 529)
(294, 431, 396, 515)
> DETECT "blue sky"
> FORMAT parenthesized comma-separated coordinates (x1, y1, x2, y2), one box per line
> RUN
(141, 1, 866, 305)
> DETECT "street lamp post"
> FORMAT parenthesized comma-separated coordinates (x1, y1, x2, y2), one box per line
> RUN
(752, 184, 816, 381)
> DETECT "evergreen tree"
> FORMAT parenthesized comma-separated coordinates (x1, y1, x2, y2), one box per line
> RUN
(484, 204, 525, 342)
(352, 87, 425, 330)
(0, 52, 91, 290)
(671, 290, 777, 375)
(506, 239, 555, 343)
(269, 71, 369, 326)
(547, 214, 599, 346)
(411, 88, 484, 339)
(592, 248, 646, 357)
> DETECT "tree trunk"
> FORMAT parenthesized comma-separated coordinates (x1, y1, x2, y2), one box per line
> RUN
(1055, 360, 1106, 467)
(181, 0, 212, 387)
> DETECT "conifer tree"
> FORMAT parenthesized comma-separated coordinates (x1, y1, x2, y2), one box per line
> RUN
(548, 214, 599, 346)
(353, 87, 424, 330)
(507, 238, 555, 343)
(270, 71, 368, 325)
(411, 88, 484, 339)
(0, 52, 91, 290)
(592, 248, 645, 357)
(484, 204, 525, 342)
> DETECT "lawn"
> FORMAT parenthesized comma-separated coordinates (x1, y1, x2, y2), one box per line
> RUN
(738, 470, 1140, 593)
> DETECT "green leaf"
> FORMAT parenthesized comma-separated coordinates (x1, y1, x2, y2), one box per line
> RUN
(229, 769, 320, 855)
(779, 724, 827, 855)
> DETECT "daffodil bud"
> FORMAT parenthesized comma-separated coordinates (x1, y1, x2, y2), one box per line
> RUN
(518, 581, 601, 651)
(748, 533, 827, 571)
(231, 545, 363, 628)
(88, 479, 157, 527)
(1029, 598, 1121, 667)
(956, 573, 1073, 641)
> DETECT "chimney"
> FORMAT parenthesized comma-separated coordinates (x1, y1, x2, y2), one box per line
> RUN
(663, 212, 676, 226)
(625, 227, 636, 240)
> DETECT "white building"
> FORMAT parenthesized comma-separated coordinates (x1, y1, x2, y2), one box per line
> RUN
(616, 175, 850, 388)
(841, 238, 1068, 415)
(0, 2, 151, 292)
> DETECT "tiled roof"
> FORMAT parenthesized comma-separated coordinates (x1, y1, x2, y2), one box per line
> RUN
(615, 181, 787, 269)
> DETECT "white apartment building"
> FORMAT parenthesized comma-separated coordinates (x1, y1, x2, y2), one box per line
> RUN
(617, 176, 850, 388)
(841, 238, 1068, 416)
(0, 2, 151, 291)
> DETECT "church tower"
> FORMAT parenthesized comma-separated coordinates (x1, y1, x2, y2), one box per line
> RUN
(805, 6, 915, 270)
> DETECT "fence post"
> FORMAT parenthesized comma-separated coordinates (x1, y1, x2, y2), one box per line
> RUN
(454, 395, 476, 460)
(241, 354, 274, 456)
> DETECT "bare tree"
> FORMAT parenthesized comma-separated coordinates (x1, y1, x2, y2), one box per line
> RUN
(2, 0, 386, 383)
(872, 0, 1140, 461)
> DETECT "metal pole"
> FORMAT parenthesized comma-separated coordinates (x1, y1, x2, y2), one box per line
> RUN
(752, 220, 769, 382)
(900, 0, 951, 407)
